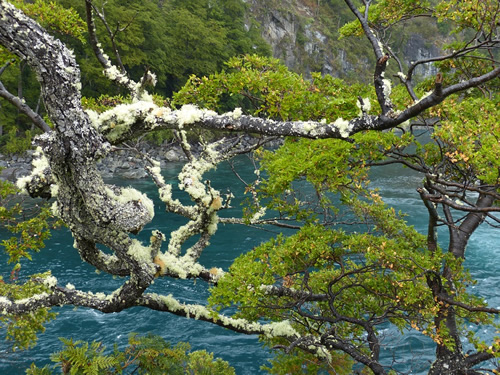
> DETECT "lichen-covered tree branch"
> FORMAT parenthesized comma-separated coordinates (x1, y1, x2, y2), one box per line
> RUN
(0, 0, 499, 374)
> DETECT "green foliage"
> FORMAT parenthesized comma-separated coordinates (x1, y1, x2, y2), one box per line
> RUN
(0, 179, 60, 350)
(174, 54, 373, 120)
(1, 204, 54, 264)
(338, 0, 498, 39)
(0, 61, 45, 153)
(55, 0, 270, 96)
(262, 349, 353, 375)
(209, 187, 488, 352)
(9, 0, 86, 43)
(26, 333, 235, 375)
(340, 0, 433, 38)
(430, 95, 500, 185)
(435, 0, 500, 35)
(0, 271, 57, 350)
(50, 338, 118, 375)
(252, 130, 413, 221)
(177, 53, 498, 365)
(0, 129, 33, 155)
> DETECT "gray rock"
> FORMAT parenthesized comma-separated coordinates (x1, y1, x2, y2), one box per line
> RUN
(0, 167, 29, 181)
(165, 149, 181, 161)
(118, 168, 148, 179)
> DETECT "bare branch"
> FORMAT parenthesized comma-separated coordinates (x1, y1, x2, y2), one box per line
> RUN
(89, 1, 127, 73)
(0, 80, 51, 133)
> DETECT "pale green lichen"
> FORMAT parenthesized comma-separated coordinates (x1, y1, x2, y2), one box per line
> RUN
(85, 109, 100, 129)
(105, 186, 155, 219)
(0, 296, 12, 306)
(50, 183, 59, 197)
(227, 107, 243, 119)
(177, 104, 202, 128)
(302, 121, 317, 133)
(159, 293, 183, 311)
(263, 320, 299, 338)
(43, 275, 57, 289)
(382, 78, 392, 98)
(154, 252, 203, 279)
(15, 293, 50, 306)
(127, 239, 153, 264)
(97, 101, 157, 141)
(333, 118, 351, 138)
(207, 218, 218, 235)
(51, 201, 60, 217)
(356, 97, 371, 114)
(249, 207, 267, 223)
(16, 148, 50, 194)
(167, 219, 199, 256)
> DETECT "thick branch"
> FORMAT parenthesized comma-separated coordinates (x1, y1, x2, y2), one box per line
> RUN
(343, 0, 384, 60)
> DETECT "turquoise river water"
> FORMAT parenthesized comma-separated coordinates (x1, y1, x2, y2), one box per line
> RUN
(0, 155, 498, 374)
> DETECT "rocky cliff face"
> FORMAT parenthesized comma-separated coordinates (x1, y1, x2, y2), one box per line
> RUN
(246, 0, 351, 78)
(246, 0, 443, 82)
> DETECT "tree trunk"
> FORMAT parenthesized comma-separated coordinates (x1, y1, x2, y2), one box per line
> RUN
(429, 193, 496, 374)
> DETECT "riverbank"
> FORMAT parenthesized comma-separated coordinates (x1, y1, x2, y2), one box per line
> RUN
(0, 135, 277, 182)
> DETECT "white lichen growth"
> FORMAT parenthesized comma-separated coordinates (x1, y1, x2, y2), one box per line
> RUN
(356, 97, 371, 114)
(227, 107, 243, 119)
(127, 239, 153, 264)
(105, 186, 155, 219)
(302, 121, 317, 133)
(50, 183, 59, 197)
(333, 118, 352, 138)
(104, 65, 121, 80)
(249, 207, 267, 223)
(64, 66, 75, 75)
(397, 71, 407, 81)
(15, 293, 50, 306)
(177, 104, 202, 128)
(263, 320, 299, 338)
(148, 72, 157, 86)
(16, 175, 31, 194)
(97, 101, 157, 141)
(376, 35, 384, 54)
(382, 78, 392, 98)
(43, 275, 57, 289)
(16, 148, 50, 194)
(0, 296, 12, 306)
(85, 109, 100, 128)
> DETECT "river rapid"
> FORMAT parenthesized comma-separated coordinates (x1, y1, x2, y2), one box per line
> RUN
(1, 155, 498, 374)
